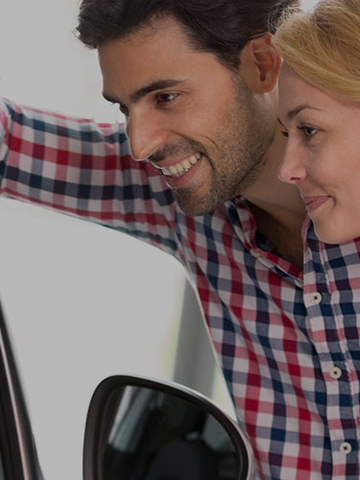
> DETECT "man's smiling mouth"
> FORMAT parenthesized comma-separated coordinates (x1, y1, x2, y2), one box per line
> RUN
(155, 153, 202, 178)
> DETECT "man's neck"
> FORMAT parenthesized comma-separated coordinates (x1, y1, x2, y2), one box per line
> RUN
(243, 126, 306, 268)
(249, 202, 305, 268)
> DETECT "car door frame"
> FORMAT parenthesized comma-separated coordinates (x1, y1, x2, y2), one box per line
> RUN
(0, 301, 43, 480)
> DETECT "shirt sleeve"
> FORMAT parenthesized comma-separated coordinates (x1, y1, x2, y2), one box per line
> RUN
(0, 97, 180, 256)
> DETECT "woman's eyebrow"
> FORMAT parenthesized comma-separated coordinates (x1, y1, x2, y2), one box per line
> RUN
(285, 104, 321, 121)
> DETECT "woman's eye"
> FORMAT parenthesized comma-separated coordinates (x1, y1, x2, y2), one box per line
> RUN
(298, 125, 318, 139)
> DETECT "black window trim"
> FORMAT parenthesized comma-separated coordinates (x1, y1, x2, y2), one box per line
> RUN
(0, 300, 43, 480)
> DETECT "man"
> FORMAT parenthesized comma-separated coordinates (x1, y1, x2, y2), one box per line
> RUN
(1, 0, 358, 478)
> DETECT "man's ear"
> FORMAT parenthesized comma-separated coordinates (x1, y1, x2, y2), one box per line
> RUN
(240, 33, 282, 93)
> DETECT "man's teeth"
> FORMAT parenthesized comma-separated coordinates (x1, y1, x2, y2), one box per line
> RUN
(159, 153, 202, 178)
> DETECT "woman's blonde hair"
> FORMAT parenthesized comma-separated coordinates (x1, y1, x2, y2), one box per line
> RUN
(273, 0, 360, 102)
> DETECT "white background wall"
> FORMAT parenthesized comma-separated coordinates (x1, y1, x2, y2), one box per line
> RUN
(0, 0, 319, 479)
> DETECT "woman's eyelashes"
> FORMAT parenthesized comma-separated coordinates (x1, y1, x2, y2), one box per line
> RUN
(297, 125, 318, 140)
(279, 124, 319, 141)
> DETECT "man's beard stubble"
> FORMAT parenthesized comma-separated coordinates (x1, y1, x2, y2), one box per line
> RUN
(174, 78, 276, 216)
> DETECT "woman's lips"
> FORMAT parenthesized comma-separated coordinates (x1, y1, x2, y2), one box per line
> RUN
(303, 196, 331, 213)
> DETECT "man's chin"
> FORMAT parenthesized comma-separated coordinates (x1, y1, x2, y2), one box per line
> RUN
(174, 192, 219, 216)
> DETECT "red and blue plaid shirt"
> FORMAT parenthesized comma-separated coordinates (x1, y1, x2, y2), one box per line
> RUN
(1, 97, 360, 480)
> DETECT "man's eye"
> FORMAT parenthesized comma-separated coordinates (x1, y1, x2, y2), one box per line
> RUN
(155, 93, 179, 105)
(298, 125, 318, 139)
(281, 130, 289, 138)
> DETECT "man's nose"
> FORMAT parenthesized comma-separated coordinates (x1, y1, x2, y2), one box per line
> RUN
(125, 110, 168, 161)
(277, 148, 307, 184)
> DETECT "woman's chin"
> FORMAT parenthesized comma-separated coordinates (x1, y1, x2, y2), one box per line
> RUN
(314, 225, 358, 245)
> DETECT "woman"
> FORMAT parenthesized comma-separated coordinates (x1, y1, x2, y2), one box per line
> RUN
(273, 0, 360, 244)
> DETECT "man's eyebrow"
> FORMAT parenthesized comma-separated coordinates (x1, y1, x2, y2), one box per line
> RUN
(130, 79, 183, 103)
(103, 79, 184, 106)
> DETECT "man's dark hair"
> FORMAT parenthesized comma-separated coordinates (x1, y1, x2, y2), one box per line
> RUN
(77, 0, 299, 70)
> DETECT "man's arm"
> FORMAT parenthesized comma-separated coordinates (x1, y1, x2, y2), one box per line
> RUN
(0, 98, 179, 255)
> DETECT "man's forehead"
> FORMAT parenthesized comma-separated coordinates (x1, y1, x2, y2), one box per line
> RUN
(99, 16, 225, 89)
(98, 15, 207, 86)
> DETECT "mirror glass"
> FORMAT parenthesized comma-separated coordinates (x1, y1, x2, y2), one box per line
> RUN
(99, 385, 241, 480)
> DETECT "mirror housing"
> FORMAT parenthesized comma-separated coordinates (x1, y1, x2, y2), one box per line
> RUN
(83, 375, 253, 480)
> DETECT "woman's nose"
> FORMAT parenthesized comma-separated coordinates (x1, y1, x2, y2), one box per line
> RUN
(277, 148, 307, 184)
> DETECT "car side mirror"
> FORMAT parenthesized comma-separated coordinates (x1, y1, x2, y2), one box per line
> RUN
(83, 375, 253, 480)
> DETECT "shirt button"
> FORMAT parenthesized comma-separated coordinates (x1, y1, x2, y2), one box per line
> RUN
(251, 250, 261, 259)
(339, 442, 352, 455)
(329, 366, 342, 380)
(310, 292, 322, 305)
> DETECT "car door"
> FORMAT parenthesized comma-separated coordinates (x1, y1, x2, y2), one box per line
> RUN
(0, 297, 255, 480)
